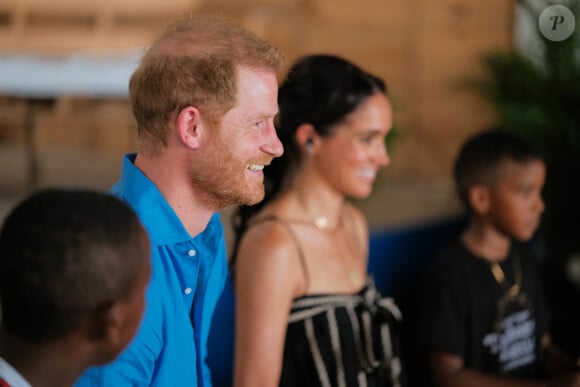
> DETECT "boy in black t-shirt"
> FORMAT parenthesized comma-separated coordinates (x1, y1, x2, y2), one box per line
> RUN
(419, 129, 580, 387)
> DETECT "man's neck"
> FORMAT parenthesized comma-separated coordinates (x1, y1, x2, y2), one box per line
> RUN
(135, 153, 215, 237)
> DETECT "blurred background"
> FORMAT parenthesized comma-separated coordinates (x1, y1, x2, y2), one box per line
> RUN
(1, 0, 579, 383)
(0, 0, 515, 228)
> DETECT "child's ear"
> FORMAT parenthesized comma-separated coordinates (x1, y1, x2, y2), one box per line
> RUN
(83, 301, 128, 362)
(84, 301, 124, 345)
(468, 184, 491, 215)
(83, 302, 114, 342)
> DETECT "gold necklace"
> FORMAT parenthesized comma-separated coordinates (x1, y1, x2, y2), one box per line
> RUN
(293, 189, 363, 287)
(489, 254, 522, 297)
(313, 215, 330, 230)
(306, 204, 336, 231)
(293, 189, 341, 231)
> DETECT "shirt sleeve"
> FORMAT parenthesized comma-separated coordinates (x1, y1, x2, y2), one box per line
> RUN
(419, 252, 468, 357)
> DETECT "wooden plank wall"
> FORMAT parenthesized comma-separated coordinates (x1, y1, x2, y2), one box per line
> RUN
(0, 0, 202, 53)
(0, 0, 515, 179)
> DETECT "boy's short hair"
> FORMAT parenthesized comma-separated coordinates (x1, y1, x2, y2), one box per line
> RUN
(454, 129, 544, 210)
(0, 189, 148, 342)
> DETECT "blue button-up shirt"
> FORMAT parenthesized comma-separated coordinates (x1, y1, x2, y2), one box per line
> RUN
(75, 154, 228, 387)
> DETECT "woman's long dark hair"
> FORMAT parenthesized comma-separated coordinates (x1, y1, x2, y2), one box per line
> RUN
(230, 54, 387, 265)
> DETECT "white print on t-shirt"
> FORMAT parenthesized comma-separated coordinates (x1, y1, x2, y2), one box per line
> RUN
(482, 310, 536, 372)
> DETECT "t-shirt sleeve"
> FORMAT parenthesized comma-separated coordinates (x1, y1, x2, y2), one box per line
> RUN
(419, 248, 469, 358)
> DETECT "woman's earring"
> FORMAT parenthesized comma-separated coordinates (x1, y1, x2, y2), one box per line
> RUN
(305, 138, 314, 154)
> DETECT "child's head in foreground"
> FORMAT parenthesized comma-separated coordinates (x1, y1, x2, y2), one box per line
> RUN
(453, 129, 546, 241)
(0, 188, 150, 365)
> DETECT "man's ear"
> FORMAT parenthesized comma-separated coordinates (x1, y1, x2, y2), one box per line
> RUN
(468, 184, 491, 215)
(176, 106, 203, 149)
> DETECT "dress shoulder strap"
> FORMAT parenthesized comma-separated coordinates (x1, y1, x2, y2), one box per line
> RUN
(247, 215, 310, 292)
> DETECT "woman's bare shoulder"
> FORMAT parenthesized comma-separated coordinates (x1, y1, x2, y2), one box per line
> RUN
(236, 216, 306, 294)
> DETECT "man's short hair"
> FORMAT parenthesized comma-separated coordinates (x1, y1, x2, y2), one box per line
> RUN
(454, 129, 544, 210)
(0, 189, 148, 342)
(129, 16, 284, 155)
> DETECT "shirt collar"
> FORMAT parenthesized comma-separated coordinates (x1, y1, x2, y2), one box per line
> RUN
(0, 356, 32, 387)
(110, 153, 220, 246)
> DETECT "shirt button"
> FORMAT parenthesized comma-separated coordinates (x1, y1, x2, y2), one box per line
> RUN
(184, 287, 192, 295)
(188, 249, 196, 257)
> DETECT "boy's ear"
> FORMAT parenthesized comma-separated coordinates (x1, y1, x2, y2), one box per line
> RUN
(176, 106, 203, 149)
(84, 302, 115, 342)
(468, 184, 491, 215)
(83, 301, 128, 362)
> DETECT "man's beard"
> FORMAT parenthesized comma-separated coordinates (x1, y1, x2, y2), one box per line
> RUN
(190, 131, 266, 210)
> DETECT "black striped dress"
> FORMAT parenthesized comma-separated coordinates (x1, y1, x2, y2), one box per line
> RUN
(279, 278, 405, 387)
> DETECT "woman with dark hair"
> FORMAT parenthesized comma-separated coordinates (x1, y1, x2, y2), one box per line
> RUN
(232, 54, 404, 387)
